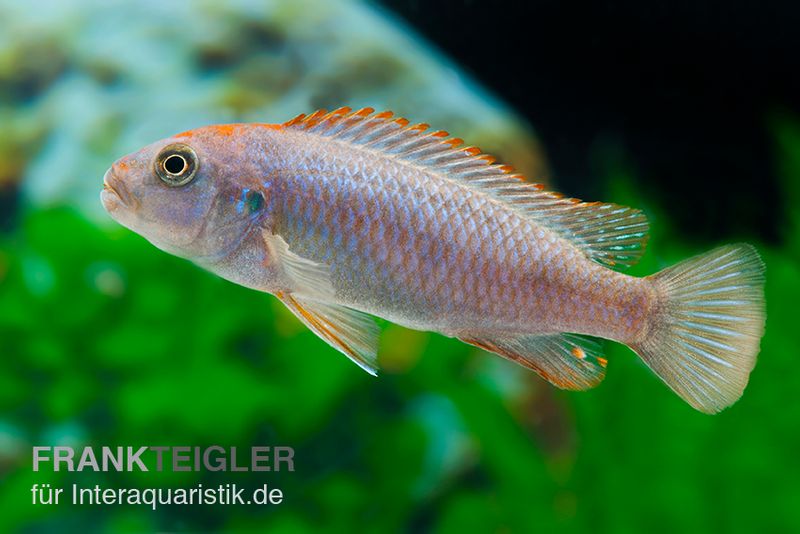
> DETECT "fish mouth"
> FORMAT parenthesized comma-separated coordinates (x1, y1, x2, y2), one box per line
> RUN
(101, 168, 133, 211)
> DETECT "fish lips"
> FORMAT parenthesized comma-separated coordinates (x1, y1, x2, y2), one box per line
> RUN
(101, 168, 134, 213)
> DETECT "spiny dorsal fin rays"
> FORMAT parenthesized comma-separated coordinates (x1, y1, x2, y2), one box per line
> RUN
(283, 107, 649, 269)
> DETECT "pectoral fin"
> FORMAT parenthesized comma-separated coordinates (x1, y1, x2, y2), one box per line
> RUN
(262, 231, 380, 374)
(278, 292, 381, 375)
(263, 230, 335, 299)
(460, 333, 607, 390)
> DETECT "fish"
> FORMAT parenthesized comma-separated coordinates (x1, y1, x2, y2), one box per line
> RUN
(101, 107, 766, 413)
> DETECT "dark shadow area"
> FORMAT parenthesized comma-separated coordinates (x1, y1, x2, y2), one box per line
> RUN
(379, 0, 799, 244)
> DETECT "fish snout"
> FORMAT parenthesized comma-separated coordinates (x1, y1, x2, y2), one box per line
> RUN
(101, 168, 134, 212)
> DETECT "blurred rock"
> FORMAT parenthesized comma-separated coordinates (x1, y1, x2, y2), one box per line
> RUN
(0, 0, 546, 222)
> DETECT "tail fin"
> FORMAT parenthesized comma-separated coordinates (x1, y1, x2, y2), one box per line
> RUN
(630, 244, 765, 413)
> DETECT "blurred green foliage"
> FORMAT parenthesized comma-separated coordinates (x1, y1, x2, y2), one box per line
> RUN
(1, 118, 799, 532)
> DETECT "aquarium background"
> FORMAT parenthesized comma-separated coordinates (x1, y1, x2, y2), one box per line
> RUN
(1, 0, 799, 532)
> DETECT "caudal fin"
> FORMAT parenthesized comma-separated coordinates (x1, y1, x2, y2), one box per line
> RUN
(630, 244, 765, 413)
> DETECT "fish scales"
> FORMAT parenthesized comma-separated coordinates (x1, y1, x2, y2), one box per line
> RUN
(101, 107, 765, 413)
(269, 128, 649, 341)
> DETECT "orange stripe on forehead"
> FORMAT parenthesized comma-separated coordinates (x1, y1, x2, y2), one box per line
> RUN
(175, 123, 282, 139)
(211, 124, 237, 136)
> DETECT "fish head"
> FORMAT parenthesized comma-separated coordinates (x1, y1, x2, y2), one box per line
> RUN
(101, 124, 273, 262)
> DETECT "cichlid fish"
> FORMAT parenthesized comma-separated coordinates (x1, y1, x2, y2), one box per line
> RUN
(101, 107, 765, 413)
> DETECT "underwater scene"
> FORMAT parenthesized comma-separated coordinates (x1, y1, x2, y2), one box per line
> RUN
(1, 0, 798, 532)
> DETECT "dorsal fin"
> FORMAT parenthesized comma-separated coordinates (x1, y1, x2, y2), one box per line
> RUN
(284, 107, 649, 268)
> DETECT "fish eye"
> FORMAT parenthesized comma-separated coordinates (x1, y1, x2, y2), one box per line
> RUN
(155, 144, 199, 187)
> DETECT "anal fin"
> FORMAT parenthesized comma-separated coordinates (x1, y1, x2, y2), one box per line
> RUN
(278, 292, 380, 375)
(461, 333, 607, 390)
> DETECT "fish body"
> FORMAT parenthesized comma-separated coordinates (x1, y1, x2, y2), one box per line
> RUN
(102, 107, 765, 413)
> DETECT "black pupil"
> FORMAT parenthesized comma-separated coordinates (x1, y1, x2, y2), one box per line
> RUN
(164, 154, 186, 175)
